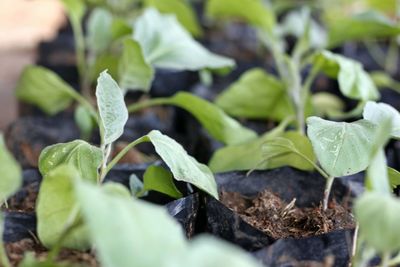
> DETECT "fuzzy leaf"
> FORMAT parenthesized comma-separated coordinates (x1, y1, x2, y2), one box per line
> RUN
(363, 101, 400, 139)
(0, 135, 21, 201)
(16, 66, 75, 115)
(86, 8, 113, 54)
(146, 130, 218, 199)
(75, 181, 187, 267)
(39, 140, 102, 182)
(313, 51, 379, 101)
(96, 71, 129, 145)
(355, 192, 400, 253)
(307, 117, 378, 177)
(145, 0, 202, 37)
(37, 165, 90, 249)
(206, 0, 275, 33)
(118, 39, 154, 92)
(215, 68, 294, 121)
(134, 8, 234, 71)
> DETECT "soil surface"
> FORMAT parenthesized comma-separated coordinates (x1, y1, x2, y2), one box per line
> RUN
(6, 238, 98, 267)
(221, 190, 355, 239)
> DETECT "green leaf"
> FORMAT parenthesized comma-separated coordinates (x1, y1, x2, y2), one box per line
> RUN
(215, 68, 294, 121)
(307, 116, 378, 177)
(15, 66, 75, 115)
(129, 174, 146, 197)
(74, 105, 94, 140)
(208, 119, 290, 172)
(145, 0, 202, 37)
(363, 101, 400, 139)
(166, 92, 257, 145)
(75, 181, 187, 267)
(118, 39, 154, 92)
(37, 165, 90, 249)
(312, 92, 345, 117)
(86, 8, 113, 54)
(206, 0, 275, 33)
(366, 149, 391, 194)
(326, 11, 400, 47)
(96, 71, 129, 145)
(61, 0, 86, 23)
(146, 130, 218, 199)
(134, 8, 235, 71)
(0, 135, 21, 202)
(39, 140, 102, 182)
(388, 167, 400, 189)
(111, 18, 133, 40)
(313, 51, 379, 101)
(142, 165, 182, 199)
(92, 53, 120, 82)
(261, 131, 316, 171)
(355, 192, 400, 253)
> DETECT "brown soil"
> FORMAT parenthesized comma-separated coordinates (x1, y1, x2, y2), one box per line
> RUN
(6, 238, 99, 267)
(6, 183, 38, 212)
(220, 190, 355, 239)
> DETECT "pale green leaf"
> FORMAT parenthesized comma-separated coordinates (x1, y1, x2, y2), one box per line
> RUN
(75, 181, 187, 267)
(145, 0, 202, 37)
(166, 92, 257, 145)
(37, 165, 90, 249)
(363, 101, 400, 139)
(92, 53, 120, 82)
(129, 174, 146, 197)
(96, 71, 128, 145)
(16, 66, 75, 115)
(134, 8, 234, 71)
(74, 105, 94, 140)
(39, 140, 102, 182)
(206, 0, 275, 33)
(326, 11, 400, 47)
(366, 149, 391, 194)
(355, 192, 400, 253)
(61, 0, 86, 23)
(313, 51, 379, 101)
(86, 8, 113, 54)
(307, 116, 379, 177)
(262, 131, 316, 171)
(215, 68, 294, 121)
(118, 39, 154, 92)
(0, 135, 21, 201)
(312, 92, 345, 117)
(146, 130, 218, 199)
(143, 165, 182, 199)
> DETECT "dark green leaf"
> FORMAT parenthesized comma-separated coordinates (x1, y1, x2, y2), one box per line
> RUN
(388, 167, 400, 189)
(16, 66, 75, 115)
(143, 165, 182, 199)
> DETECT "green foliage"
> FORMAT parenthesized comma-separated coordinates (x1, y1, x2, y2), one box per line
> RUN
(146, 130, 218, 199)
(142, 165, 183, 198)
(388, 167, 400, 189)
(118, 39, 154, 92)
(313, 51, 379, 101)
(37, 165, 90, 249)
(206, 0, 276, 33)
(74, 105, 95, 140)
(96, 71, 129, 145)
(61, 0, 86, 23)
(144, 0, 203, 37)
(311, 92, 345, 117)
(165, 92, 257, 145)
(75, 181, 263, 267)
(363, 101, 400, 139)
(38, 140, 102, 182)
(307, 117, 378, 177)
(0, 135, 21, 202)
(355, 192, 400, 253)
(16, 66, 75, 115)
(75, 181, 187, 267)
(133, 8, 235, 71)
(215, 69, 294, 121)
(326, 11, 400, 47)
(86, 8, 113, 54)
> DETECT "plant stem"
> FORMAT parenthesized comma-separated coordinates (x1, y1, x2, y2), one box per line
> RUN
(381, 252, 391, 267)
(385, 38, 399, 75)
(98, 144, 112, 183)
(127, 97, 171, 113)
(349, 224, 359, 267)
(323, 176, 335, 211)
(103, 136, 149, 178)
(387, 252, 400, 266)
(66, 88, 98, 123)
